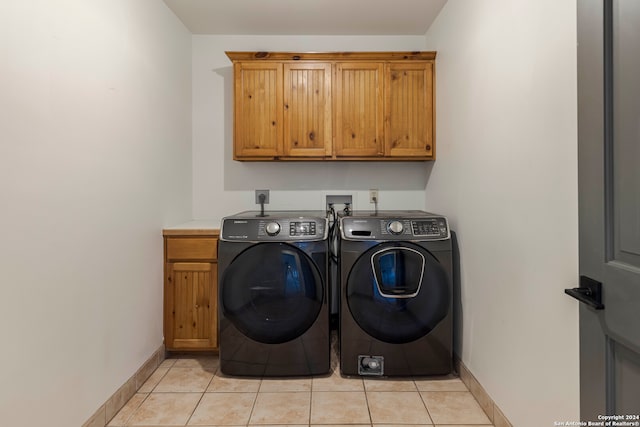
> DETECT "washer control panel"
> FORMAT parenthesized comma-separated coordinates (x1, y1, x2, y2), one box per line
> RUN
(411, 218, 448, 238)
(289, 221, 317, 236)
(341, 215, 449, 241)
(221, 213, 327, 242)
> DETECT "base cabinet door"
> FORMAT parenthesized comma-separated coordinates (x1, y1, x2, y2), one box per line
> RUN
(166, 262, 218, 350)
(163, 232, 219, 351)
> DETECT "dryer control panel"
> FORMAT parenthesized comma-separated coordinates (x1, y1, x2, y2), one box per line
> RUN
(221, 211, 328, 242)
(340, 213, 449, 241)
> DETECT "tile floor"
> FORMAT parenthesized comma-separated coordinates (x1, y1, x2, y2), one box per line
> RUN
(108, 353, 493, 427)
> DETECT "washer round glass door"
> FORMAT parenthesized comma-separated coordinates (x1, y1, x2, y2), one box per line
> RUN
(221, 242, 324, 344)
(346, 242, 449, 344)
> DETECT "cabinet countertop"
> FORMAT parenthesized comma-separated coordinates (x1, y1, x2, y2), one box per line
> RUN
(163, 220, 220, 236)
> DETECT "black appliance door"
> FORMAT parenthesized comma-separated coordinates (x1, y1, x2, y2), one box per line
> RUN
(221, 242, 324, 344)
(346, 242, 449, 344)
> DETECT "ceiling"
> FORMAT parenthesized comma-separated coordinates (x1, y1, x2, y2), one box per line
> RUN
(162, 0, 447, 35)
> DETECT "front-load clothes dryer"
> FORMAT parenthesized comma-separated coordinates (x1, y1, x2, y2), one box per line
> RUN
(338, 210, 452, 377)
(218, 211, 330, 376)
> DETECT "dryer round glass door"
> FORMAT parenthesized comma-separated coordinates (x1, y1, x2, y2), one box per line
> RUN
(346, 242, 450, 344)
(221, 242, 324, 344)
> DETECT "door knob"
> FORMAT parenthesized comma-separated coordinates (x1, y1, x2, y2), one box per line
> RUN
(564, 275, 604, 310)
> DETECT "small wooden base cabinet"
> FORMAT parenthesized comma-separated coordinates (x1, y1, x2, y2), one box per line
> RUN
(163, 229, 219, 351)
(227, 51, 436, 161)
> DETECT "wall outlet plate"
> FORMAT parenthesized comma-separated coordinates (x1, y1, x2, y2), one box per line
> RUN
(369, 189, 379, 203)
(255, 189, 270, 204)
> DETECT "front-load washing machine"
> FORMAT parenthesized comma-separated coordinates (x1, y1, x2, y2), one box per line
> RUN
(218, 211, 330, 376)
(338, 210, 452, 376)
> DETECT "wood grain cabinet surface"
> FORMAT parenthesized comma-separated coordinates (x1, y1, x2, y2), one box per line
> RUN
(233, 62, 283, 158)
(226, 51, 436, 161)
(334, 62, 385, 157)
(163, 229, 219, 351)
(284, 62, 332, 157)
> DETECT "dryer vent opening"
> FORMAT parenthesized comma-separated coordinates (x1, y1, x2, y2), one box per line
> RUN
(358, 355, 384, 376)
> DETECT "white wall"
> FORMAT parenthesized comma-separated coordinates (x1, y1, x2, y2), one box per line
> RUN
(192, 35, 432, 221)
(424, 1, 579, 425)
(0, 1, 192, 426)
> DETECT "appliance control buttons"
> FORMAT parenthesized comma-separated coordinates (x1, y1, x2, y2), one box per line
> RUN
(265, 222, 281, 236)
(411, 219, 447, 237)
(290, 221, 316, 236)
(387, 220, 404, 235)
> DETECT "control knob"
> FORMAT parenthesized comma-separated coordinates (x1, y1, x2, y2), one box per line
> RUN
(387, 220, 404, 235)
(265, 222, 281, 236)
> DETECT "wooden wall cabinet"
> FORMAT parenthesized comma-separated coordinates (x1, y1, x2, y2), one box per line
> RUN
(284, 62, 333, 157)
(334, 62, 384, 157)
(234, 62, 283, 158)
(163, 230, 219, 351)
(226, 51, 436, 161)
(385, 62, 434, 157)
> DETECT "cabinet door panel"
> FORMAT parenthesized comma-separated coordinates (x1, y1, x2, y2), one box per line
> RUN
(335, 63, 384, 157)
(284, 63, 332, 157)
(234, 62, 283, 157)
(385, 62, 434, 157)
(167, 262, 217, 350)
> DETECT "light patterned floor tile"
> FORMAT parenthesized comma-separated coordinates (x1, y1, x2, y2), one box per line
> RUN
(364, 378, 417, 391)
(421, 391, 491, 425)
(207, 374, 261, 392)
(106, 345, 502, 427)
(249, 391, 311, 424)
(173, 355, 219, 370)
(188, 392, 256, 425)
(433, 425, 493, 427)
(138, 367, 169, 393)
(259, 377, 312, 392)
(107, 393, 147, 426)
(311, 425, 371, 427)
(154, 367, 214, 392)
(158, 358, 178, 369)
(375, 424, 432, 427)
(127, 392, 201, 426)
(251, 425, 307, 427)
(414, 377, 468, 392)
(310, 391, 370, 424)
(367, 391, 432, 424)
(312, 370, 364, 392)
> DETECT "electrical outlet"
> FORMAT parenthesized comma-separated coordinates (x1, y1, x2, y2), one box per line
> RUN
(255, 189, 270, 204)
(369, 189, 379, 203)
